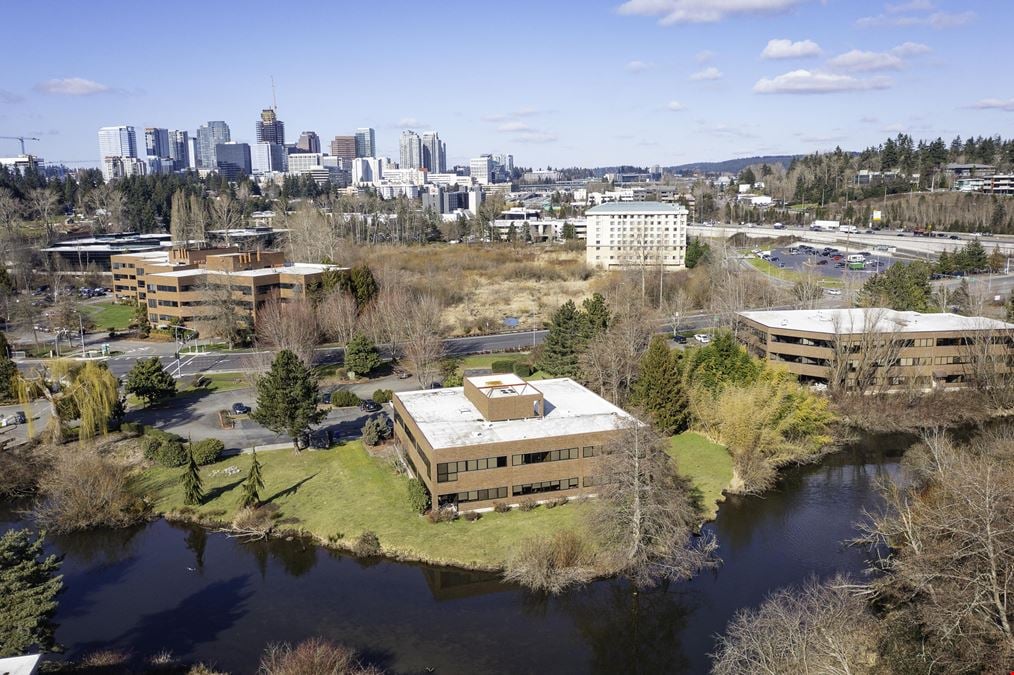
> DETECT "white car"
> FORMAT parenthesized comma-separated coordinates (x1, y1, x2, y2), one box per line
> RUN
(825, 288, 842, 296)
(694, 333, 712, 344)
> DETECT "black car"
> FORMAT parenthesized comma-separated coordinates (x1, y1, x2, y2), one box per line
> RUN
(361, 400, 381, 413)
(949, 235, 960, 240)
(816, 259, 828, 265)
(672, 334, 687, 344)
(319, 391, 332, 405)
(231, 402, 251, 415)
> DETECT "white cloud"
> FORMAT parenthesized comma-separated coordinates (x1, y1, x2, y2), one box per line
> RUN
(761, 38, 822, 59)
(625, 60, 653, 72)
(828, 49, 904, 72)
(396, 117, 422, 128)
(969, 98, 1014, 112)
(890, 41, 931, 56)
(497, 121, 531, 132)
(617, 0, 807, 25)
(856, 10, 974, 29)
(666, 100, 686, 111)
(34, 77, 111, 96)
(753, 69, 892, 94)
(690, 66, 723, 81)
(695, 50, 715, 63)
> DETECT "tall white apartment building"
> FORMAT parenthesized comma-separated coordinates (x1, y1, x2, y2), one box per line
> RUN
(399, 130, 422, 169)
(98, 125, 138, 180)
(585, 201, 688, 270)
(352, 157, 384, 185)
(470, 154, 493, 185)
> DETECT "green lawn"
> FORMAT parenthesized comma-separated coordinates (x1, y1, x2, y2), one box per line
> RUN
(128, 372, 252, 408)
(139, 441, 586, 569)
(668, 431, 734, 519)
(81, 302, 134, 330)
(745, 255, 844, 288)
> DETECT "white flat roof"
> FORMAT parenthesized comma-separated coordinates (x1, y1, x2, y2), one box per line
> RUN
(740, 308, 1014, 334)
(398, 377, 638, 450)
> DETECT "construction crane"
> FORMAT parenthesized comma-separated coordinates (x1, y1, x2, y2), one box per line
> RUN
(0, 135, 40, 154)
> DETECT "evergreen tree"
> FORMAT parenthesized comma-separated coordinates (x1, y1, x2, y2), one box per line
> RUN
(581, 293, 611, 337)
(684, 331, 760, 395)
(131, 302, 151, 337)
(857, 261, 933, 311)
(125, 356, 176, 406)
(631, 336, 689, 435)
(685, 238, 711, 269)
(344, 334, 382, 376)
(537, 300, 585, 377)
(0, 331, 17, 401)
(181, 444, 204, 506)
(0, 529, 63, 656)
(251, 350, 325, 449)
(240, 448, 264, 509)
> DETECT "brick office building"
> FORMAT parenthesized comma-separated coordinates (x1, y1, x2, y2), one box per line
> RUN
(392, 374, 639, 511)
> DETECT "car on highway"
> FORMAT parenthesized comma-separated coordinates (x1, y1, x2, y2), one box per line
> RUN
(231, 402, 251, 415)
(949, 235, 960, 240)
(694, 333, 712, 344)
(0, 412, 27, 427)
(361, 400, 382, 413)
(825, 288, 842, 296)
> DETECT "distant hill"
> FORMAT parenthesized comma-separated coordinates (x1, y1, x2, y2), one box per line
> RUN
(669, 155, 799, 174)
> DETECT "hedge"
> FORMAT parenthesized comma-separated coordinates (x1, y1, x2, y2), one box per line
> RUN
(512, 362, 533, 377)
(372, 389, 393, 404)
(491, 359, 517, 374)
(331, 390, 361, 407)
(190, 438, 225, 465)
(141, 427, 187, 467)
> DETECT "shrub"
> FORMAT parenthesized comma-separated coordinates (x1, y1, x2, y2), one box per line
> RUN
(407, 478, 430, 514)
(493, 501, 511, 514)
(463, 511, 481, 522)
(120, 421, 143, 436)
(372, 388, 393, 404)
(518, 498, 539, 512)
(362, 416, 390, 447)
(259, 638, 380, 675)
(353, 531, 381, 556)
(442, 371, 463, 387)
(503, 530, 596, 594)
(334, 367, 348, 381)
(190, 438, 225, 465)
(427, 508, 457, 524)
(512, 362, 533, 378)
(491, 359, 516, 374)
(330, 390, 361, 407)
(141, 428, 188, 467)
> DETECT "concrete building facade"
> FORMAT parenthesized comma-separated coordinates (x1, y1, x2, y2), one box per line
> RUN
(585, 201, 688, 270)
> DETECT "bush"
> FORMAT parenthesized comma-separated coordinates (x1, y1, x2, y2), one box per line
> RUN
(372, 389, 393, 404)
(362, 416, 390, 447)
(463, 511, 481, 522)
(503, 530, 596, 594)
(259, 638, 380, 675)
(512, 362, 533, 378)
(518, 497, 539, 512)
(330, 390, 361, 407)
(120, 421, 143, 436)
(407, 478, 430, 514)
(353, 531, 381, 556)
(190, 438, 225, 465)
(427, 508, 457, 524)
(442, 371, 463, 387)
(493, 501, 511, 514)
(141, 428, 188, 467)
(491, 359, 516, 374)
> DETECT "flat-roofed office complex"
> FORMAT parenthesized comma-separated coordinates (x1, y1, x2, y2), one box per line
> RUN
(738, 308, 1014, 391)
(393, 374, 639, 511)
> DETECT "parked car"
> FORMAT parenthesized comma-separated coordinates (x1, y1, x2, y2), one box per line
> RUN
(825, 288, 843, 296)
(672, 334, 687, 344)
(361, 400, 381, 413)
(693, 333, 711, 344)
(231, 402, 251, 415)
(319, 391, 332, 405)
(394, 368, 411, 380)
(0, 412, 27, 427)
(949, 235, 960, 240)
(816, 259, 828, 265)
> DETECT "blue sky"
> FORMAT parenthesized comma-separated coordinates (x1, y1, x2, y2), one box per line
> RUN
(1, 0, 1011, 169)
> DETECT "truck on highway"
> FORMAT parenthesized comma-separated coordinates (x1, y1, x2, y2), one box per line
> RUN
(846, 254, 865, 263)
(839, 224, 858, 234)
(810, 220, 840, 232)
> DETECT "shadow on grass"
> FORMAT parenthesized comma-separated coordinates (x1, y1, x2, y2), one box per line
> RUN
(263, 472, 319, 505)
(205, 477, 245, 501)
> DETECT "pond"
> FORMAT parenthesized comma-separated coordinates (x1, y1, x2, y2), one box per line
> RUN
(0, 432, 911, 674)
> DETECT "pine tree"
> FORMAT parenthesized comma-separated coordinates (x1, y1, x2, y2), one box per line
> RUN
(631, 336, 689, 435)
(537, 300, 584, 377)
(581, 293, 610, 337)
(0, 331, 17, 401)
(251, 350, 325, 449)
(684, 331, 760, 395)
(240, 448, 264, 509)
(125, 356, 176, 406)
(343, 334, 381, 376)
(0, 529, 63, 656)
(181, 444, 204, 506)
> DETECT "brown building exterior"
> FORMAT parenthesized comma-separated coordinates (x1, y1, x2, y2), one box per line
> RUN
(110, 248, 336, 329)
(392, 374, 638, 511)
(329, 136, 356, 162)
(737, 308, 1014, 391)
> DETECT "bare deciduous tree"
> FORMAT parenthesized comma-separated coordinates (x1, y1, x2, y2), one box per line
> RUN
(958, 323, 1014, 410)
(827, 308, 905, 396)
(711, 574, 878, 675)
(284, 201, 338, 263)
(195, 279, 247, 349)
(254, 297, 320, 366)
(402, 294, 445, 389)
(317, 290, 359, 347)
(579, 289, 655, 404)
(590, 417, 719, 587)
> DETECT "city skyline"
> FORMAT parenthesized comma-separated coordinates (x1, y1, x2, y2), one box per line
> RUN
(3, 0, 1013, 168)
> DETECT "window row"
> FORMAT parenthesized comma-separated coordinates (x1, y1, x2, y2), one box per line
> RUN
(437, 456, 508, 483)
(438, 486, 507, 506)
(512, 447, 579, 465)
(512, 477, 579, 496)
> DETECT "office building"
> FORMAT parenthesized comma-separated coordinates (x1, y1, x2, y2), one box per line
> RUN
(352, 157, 383, 185)
(400, 130, 422, 169)
(329, 135, 356, 162)
(256, 108, 285, 145)
(355, 127, 376, 158)
(469, 155, 493, 185)
(393, 374, 638, 511)
(98, 125, 137, 160)
(186, 136, 199, 170)
(251, 142, 287, 174)
(168, 130, 189, 170)
(144, 127, 170, 159)
(296, 131, 320, 154)
(196, 121, 231, 170)
(287, 152, 322, 174)
(421, 132, 445, 173)
(585, 201, 688, 270)
(214, 142, 251, 181)
(101, 155, 146, 181)
(738, 308, 1014, 392)
(110, 248, 337, 330)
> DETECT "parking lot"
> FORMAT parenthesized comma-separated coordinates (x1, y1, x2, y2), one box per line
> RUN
(752, 242, 898, 281)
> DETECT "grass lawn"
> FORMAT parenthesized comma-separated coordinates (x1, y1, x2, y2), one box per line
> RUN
(745, 255, 844, 288)
(668, 431, 734, 519)
(139, 441, 586, 569)
(81, 302, 135, 331)
(127, 372, 252, 408)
